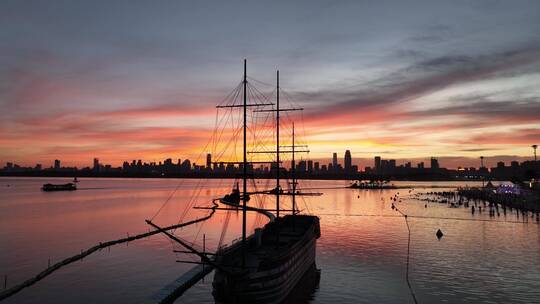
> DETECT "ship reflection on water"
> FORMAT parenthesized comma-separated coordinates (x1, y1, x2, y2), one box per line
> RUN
(212, 264, 321, 304)
(282, 264, 321, 304)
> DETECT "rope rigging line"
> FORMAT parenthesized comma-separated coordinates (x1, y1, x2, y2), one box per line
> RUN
(393, 204, 419, 304)
(218, 207, 232, 250)
(246, 75, 275, 87)
(150, 180, 185, 221)
(317, 212, 540, 225)
(151, 84, 245, 222)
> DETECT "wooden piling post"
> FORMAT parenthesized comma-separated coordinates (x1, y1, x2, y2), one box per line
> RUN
(202, 234, 206, 282)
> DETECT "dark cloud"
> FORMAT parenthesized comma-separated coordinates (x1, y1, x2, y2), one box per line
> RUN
(300, 44, 540, 121)
(407, 97, 540, 122)
(458, 148, 504, 152)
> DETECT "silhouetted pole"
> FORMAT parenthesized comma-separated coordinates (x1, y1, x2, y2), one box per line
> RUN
(533, 145, 538, 162)
(242, 59, 247, 269)
(276, 70, 280, 219)
(480, 156, 485, 187)
(202, 234, 206, 275)
(292, 123, 296, 215)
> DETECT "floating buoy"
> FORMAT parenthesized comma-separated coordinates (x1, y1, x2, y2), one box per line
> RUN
(436, 229, 444, 240)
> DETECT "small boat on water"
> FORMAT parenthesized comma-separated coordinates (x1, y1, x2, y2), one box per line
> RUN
(349, 180, 397, 189)
(223, 183, 246, 206)
(42, 183, 77, 192)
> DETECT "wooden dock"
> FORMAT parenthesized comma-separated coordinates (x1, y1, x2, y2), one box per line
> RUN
(150, 264, 214, 304)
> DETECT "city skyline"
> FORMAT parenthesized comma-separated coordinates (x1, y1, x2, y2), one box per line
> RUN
(3, 148, 538, 173)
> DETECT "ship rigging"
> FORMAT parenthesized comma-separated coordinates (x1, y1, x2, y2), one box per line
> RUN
(146, 60, 321, 303)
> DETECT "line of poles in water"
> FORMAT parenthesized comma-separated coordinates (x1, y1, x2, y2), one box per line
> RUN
(423, 189, 540, 222)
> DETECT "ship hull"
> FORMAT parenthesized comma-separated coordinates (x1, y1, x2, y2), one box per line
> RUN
(213, 215, 320, 304)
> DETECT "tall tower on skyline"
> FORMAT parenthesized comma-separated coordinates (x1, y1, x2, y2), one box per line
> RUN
(431, 157, 439, 170)
(332, 153, 338, 168)
(344, 150, 352, 172)
(374, 156, 381, 173)
(206, 153, 212, 169)
(93, 158, 100, 172)
(54, 159, 60, 170)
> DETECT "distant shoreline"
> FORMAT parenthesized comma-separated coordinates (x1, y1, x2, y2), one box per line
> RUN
(0, 172, 499, 182)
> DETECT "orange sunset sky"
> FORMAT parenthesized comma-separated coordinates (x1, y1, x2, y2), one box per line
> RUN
(1, 1, 539, 169)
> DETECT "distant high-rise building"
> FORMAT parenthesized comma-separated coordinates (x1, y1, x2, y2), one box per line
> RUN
(431, 158, 439, 170)
(54, 159, 61, 170)
(332, 153, 338, 168)
(206, 153, 212, 169)
(314, 161, 320, 172)
(418, 162, 425, 169)
(344, 150, 352, 172)
(307, 160, 313, 173)
(93, 158, 100, 172)
(380, 160, 389, 173)
(181, 159, 191, 171)
(271, 161, 279, 171)
(298, 160, 307, 172)
(374, 156, 381, 173)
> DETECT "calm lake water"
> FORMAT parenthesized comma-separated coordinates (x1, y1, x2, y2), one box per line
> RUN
(0, 177, 539, 303)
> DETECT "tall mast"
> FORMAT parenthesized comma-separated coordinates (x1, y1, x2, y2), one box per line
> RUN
(276, 70, 280, 219)
(242, 59, 247, 268)
(292, 122, 296, 215)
